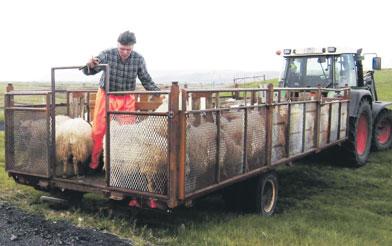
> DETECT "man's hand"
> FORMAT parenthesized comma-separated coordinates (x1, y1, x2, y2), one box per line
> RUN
(87, 57, 100, 69)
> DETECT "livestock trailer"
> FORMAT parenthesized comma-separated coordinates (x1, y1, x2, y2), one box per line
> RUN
(4, 65, 350, 215)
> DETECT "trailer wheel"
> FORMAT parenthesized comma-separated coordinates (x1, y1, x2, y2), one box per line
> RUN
(373, 110, 392, 151)
(255, 171, 278, 216)
(346, 99, 373, 166)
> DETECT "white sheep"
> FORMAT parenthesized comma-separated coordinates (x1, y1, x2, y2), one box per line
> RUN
(55, 115, 71, 126)
(105, 97, 169, 193)
(18, 115, 72, 173)
(109, 122, 168, 193)
(56, 117, 93, 178)
(18, 118, 47, 172)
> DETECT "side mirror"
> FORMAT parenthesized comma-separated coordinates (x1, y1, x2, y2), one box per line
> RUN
(372, 57, 381, 70)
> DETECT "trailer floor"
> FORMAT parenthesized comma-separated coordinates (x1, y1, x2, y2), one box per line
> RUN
(67, 173, 106, 186)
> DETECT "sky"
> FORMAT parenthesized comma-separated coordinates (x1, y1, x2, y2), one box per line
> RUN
(0, 0, 391, 82)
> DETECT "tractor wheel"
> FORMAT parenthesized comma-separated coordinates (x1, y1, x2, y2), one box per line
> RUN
(372, 110, 392, 151)
(346, 99, 373, 166)
(255, 171, 278, 216)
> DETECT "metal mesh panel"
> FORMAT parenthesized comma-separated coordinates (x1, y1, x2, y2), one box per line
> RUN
(220, 110, 244, 180)
(319, 104, 330, 147)
(7, 110, 49, 176)
(304, 102, 317, 151)
(289, 104, 304, 156)
(339, 102, 348, 139)
(185, 112, 217, 193)
(109, 114, 168, 195)
(246, 107, 267, 170)
(330, 103, 340, 142)
(272, 105, 288, 163)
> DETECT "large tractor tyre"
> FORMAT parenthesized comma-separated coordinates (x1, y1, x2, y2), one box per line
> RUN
(346, 99, 373, 166)
(372, 110, 392, 151)
(255, 171, 278, 216)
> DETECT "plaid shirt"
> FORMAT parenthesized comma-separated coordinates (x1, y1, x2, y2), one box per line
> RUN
(83, 48, 160, 91)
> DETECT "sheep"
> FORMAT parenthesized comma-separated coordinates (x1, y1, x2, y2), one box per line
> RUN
(104, 97, 169, 193)
(186, 119, 219, 189)
(289, 104, 304, 156)
(107, 119, 168, 193)
(18, 118, 48, 172)
(271, 105, 288, 161)
(17, 115, 72, 174)
(246, 109, 267, 169)
(55, 117, 93, 178)
(55, 115, 71, 126)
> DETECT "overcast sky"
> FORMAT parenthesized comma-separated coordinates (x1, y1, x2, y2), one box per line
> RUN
(0, 0, 391, 82)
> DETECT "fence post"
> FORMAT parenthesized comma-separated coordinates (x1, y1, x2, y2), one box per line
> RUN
(266, 84, 274, 167)
(6, 83, 14, 92)
(168, 81, 179, 208)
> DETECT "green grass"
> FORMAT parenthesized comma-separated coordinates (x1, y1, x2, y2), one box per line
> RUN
(375, 69, 392, 101)
(1, 70, 392, 245)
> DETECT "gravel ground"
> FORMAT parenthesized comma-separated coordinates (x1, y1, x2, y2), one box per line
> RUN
(0, 201, 132, 246)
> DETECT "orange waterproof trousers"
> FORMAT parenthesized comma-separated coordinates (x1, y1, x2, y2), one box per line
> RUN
(90, 88, 135, 169)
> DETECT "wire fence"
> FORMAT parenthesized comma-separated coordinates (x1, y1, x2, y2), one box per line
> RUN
(233, 74, 266, 86)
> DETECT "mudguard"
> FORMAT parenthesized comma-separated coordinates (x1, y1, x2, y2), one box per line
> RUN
(372, 101, 392, 120)
(349, 89, 373, 117)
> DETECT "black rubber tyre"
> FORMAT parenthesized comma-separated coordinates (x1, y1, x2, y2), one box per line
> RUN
(255, 171, 278, 216)
(345, 99, 373, 166)
(222, 171, 278, 216)
(372, 110, 392, 151)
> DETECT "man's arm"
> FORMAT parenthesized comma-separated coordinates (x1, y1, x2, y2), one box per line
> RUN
(137, 57, 160, 91)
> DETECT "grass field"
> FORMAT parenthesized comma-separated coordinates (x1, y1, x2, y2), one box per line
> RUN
(1, 70, 392, 245)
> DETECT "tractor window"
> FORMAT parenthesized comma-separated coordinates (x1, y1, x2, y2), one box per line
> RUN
(285, 56, 332, 87)
(285, 58, 303, 86)
(335, 54, 357, 87)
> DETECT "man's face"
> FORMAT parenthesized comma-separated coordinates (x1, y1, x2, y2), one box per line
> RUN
(117, 43, 134, 61)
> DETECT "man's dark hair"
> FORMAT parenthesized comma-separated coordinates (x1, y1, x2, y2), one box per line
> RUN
(117, 31, 136, 45)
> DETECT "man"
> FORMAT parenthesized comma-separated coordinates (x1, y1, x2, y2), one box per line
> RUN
(83, 30, 160, 172)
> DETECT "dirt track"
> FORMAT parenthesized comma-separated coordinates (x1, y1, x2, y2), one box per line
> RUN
(0, 201, 132, 246)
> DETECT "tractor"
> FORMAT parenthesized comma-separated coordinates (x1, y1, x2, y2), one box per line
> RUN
(278, 47, 392, 165)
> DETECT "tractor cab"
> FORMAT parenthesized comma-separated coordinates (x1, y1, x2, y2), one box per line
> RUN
(279, 47, 381, 91)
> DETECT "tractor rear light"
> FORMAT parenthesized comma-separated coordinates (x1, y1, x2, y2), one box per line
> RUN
(327, 47, 337, 53)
